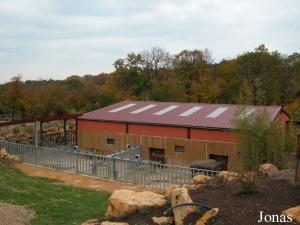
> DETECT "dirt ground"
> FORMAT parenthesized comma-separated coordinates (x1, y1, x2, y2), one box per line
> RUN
(16, 164, 162, 193)
(0, 202, 35, 225)
(184, 177, 300, 225)
(106, 176, 300, 225)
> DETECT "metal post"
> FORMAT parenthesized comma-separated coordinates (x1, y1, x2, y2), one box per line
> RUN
(39, 121, 43, 146)
(34, 146, 38, 165)
(75, 147, 79, 173)
(34, 121, 39, 146)
(63, 119, 67, 145)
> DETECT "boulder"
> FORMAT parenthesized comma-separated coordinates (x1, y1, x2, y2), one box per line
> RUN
(106, 189, 166, 217)
(81, 219, 101, 225)
(0, 149, 21, 166)
(152, 216, 174, 225)
(101, 222, 129, 225)
(217, 171, 238, 181)
(165, 184, 180, 197)
(191, 159, 221, 171)
(171, 187, 196, 225)
(192, 175, 213, 185)
(182, 184, 201, 191)
(0, 149, 8, 157)
(195, 208, 219, 225)
(258, 163, 279, 175)
(282, 206, 300, 223)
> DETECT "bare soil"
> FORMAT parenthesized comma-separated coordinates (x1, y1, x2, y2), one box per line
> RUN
(185, 177, 300, 225)
(0, 202, 35, 225)
(16, 164, 162, 194)
(105, 177, 300, 225)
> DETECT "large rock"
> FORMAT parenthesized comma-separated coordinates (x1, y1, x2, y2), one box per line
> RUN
(81, 219, 101, 225)
(192, 175, 213, 185)
(171, 187, 196, 225)
(165, 184, 180, 197)
(258, 163, 279, 175)
(152, 216, 174, 225)
(282, 206, 300, 223)
(0, 149, 8, 157)
(217, 171, 238, 181)
(101, 222, 129, 225)
(195, 208, 219, 225)
(182, 184, 201, 191)
(106, 189, 166, 217)
(0, 148, 20, 166)
(191, 159, 221, 170)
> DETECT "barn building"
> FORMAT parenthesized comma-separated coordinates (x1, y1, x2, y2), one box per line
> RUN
(76, 100, 289, 171)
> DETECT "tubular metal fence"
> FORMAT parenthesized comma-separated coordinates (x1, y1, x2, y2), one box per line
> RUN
(0, 140, 219, 189)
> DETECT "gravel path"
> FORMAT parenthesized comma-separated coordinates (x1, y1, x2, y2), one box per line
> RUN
(0, 202, 34, 225)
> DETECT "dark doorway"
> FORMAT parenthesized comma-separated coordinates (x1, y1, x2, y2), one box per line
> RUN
(209, 154, 228, 171)
(149, 148, 165, 163)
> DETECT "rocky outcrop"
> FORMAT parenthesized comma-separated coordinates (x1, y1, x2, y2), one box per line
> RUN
(282, 206, 300, 223)
(217, 171, 238, 181)
(0, 149, 20, 166)
(258, 163, 279, 175)
(195, 208, 219, 225)
(192, 175, 213, 185)
(101, 222, 129, 225)
(81, 220, 129, 225)
(81, 219, 100, 225)
(106, 189, 166, 217)
(165, 184, 180, 197)
(152, 216, 174, 225)
(171, 187, 196, 225)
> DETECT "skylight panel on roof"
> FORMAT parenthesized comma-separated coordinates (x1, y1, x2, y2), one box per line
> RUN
(130, 104, 157, 114)
(240, 108, 255, 119)
(109, 103, 136, 113)
(206, 107, 228, 118)
(179, 106, 202, 117)
(154, 105, 178, 115)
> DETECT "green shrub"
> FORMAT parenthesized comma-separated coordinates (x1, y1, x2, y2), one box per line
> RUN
(138, 207, 149, 215)
(235, 177, 258, 194)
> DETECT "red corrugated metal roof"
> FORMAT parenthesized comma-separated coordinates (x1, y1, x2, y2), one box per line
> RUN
(79, 100, 283, 130)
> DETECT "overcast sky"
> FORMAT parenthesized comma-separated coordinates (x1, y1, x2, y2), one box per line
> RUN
(0, 0, 299, 84)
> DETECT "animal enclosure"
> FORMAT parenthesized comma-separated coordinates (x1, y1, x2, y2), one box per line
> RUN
(0, 140, 218, 189)
(77, 130, 239, 171)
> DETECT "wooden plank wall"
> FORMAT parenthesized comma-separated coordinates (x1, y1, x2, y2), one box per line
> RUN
(77, 130, 239, 171)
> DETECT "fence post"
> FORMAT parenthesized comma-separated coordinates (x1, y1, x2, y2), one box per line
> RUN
(34, 146, 38, 165)
(75, 152, 79, 173)
(92, 155, 97, 176)
(112, 158, 117, 180)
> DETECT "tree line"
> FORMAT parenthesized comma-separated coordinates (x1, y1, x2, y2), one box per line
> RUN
(0, 44, 299, 120)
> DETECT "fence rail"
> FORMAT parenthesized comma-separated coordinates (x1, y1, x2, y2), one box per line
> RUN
(0, 140, 219, 189)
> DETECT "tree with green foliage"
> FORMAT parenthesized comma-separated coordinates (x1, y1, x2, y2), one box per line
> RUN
(235, 111, 296, 171)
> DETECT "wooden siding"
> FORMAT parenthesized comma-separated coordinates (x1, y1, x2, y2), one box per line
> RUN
(77, 130, 239, 171)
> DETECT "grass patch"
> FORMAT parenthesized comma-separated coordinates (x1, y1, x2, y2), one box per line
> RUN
(0, 165, 110, 225)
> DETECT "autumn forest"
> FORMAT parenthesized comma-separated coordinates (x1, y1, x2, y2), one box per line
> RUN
(1, 44, 300, 121)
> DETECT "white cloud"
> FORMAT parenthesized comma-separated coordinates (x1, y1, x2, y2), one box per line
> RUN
(0, 0, 299, 83)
